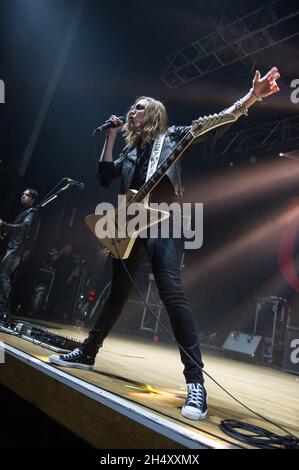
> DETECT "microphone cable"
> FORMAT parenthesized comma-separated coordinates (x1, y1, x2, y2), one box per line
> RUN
(220, 420, 299, 449)
(92, 130, 299, 449)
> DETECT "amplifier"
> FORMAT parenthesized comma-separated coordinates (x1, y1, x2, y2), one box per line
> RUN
(222, 331, 262, 357)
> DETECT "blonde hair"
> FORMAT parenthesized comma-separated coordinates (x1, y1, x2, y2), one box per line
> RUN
(123, 96, 168, 148)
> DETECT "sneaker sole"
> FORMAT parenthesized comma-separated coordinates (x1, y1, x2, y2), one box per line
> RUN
(49, 355, 93, 370)
(181, 406, 208, 421)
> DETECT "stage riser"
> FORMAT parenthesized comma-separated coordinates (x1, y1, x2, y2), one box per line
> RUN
(0, 353, 184, 449)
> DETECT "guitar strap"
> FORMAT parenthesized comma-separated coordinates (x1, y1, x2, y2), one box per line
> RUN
(145, 133, 167, 183)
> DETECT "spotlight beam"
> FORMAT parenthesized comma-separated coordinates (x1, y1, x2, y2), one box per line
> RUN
(18, 0, 87, 178)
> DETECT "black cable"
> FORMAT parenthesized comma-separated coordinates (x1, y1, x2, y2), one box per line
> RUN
(220, 420, 299, 449)
(113, 246, 299, 442)
(93, 134, 105, 205)
(92, 131, 299, 448)
(92, 134, 207, 385)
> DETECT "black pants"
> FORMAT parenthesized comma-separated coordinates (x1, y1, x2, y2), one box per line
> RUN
(0, 249, 21, 315)
(84, 233, 204, 384)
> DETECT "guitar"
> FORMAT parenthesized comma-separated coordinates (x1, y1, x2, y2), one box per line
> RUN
(85, 111, 237, 259)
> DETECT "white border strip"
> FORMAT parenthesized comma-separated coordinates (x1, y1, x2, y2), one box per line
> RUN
(2, 343, 232, 449)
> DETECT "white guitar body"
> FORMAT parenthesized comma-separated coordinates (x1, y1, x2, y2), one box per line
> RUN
(85, 111, 237, 259)
(85, 189, 170, 259)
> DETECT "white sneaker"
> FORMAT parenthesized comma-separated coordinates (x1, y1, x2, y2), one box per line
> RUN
(181, 383, 208, 420)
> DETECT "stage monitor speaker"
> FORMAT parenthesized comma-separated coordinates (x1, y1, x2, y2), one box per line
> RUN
(282, 326, 299, 376)
(222, 331, 262, 357)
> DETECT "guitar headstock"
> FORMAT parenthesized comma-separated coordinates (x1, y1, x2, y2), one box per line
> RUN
(190, 111, 237, 139)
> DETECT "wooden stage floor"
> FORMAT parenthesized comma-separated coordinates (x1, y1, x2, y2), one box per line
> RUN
(0, 319, 298, 449)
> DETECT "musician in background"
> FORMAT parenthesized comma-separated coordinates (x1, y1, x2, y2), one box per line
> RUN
(0, 188, 39, 324)
(50, 67, 280, 421)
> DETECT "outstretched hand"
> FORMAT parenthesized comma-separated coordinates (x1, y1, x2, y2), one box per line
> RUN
(252, 67, 280, 100)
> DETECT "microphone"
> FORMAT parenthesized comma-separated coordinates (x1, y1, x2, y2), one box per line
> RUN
(66, 178, 85, 189)
(93, 115, 125, 134)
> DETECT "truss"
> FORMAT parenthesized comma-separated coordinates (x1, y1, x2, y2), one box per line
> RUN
(161, 1, 299, 87)
(207, 115, 299, 161)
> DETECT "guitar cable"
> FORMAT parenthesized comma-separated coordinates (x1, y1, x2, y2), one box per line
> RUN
(93, 134, 299, 449)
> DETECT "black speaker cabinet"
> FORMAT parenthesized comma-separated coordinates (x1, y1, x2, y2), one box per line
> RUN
(283, 326, 299, 375)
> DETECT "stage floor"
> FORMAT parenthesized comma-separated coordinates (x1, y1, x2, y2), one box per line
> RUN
(0, 319, 298, 449)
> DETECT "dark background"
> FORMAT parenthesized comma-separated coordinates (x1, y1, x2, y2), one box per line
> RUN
(0, 0, 299, 340)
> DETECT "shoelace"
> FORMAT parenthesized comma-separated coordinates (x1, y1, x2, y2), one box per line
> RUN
(186, 384, 204, 406)
(64, 348, 82, 359)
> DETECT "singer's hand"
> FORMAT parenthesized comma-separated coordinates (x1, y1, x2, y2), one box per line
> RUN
(106, 115, 124, 137)
(252, 67, 280, 99)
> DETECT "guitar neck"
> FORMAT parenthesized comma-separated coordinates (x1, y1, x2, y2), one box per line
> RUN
(130, 111, 237, 204)
(132, 130, 194, 203)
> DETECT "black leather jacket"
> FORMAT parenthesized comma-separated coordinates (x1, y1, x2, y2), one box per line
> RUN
(1, 206, 39, 254)
(98, 125, 192, 197)
(98, 121, 231, 197)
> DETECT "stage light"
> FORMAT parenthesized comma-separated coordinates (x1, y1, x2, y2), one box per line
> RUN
(281, 150, 299, 160)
